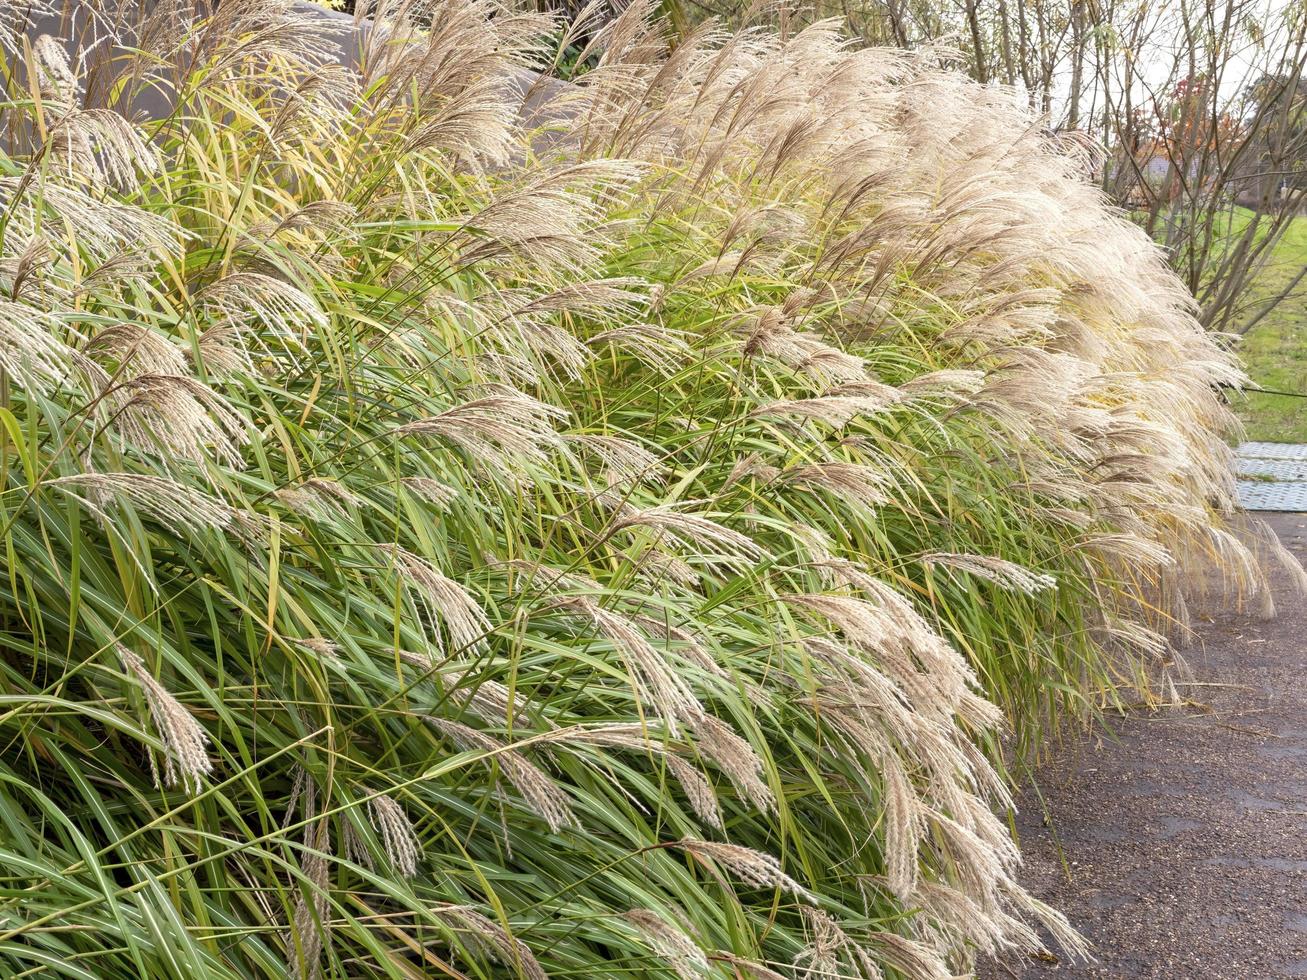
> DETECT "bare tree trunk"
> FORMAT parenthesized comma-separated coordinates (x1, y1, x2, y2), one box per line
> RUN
(964, 0, 988, 83)
(1067, 0, 1085, 129)
(996, 0, 1016, 85)
(1015, 0, 1037, 104)
(1035, 0, 1054, 113)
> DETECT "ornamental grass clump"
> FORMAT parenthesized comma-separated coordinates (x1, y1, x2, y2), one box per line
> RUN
(0, 1, 1292, 977)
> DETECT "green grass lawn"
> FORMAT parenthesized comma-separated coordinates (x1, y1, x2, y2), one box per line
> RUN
(1230, 210, 1307, 442)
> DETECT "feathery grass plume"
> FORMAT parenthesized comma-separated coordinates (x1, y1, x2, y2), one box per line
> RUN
(752, 392, 899, 428)
(795, 906, 888, 980)
(296, 637, 340, 661)
(431, 905, 550, 980)
(0, 300, 73, 394)
(606, 501, 767, 569)
(631, 546, 702, 588)
(1079, 531, 1176, 571)
(538, 721, 737, 827)
(866, 930, 954, 980)
(116, 646, 213, 794)
(664, 754, 724, 829)
(276, 477, 362, 521)
(782, 461, 893, 509)
(29, 31, 79, 102)
(690, 714, 774, 813)
(368, 793, 421, 877)
(454, 160, 645, 271)
(84, 323, 188, 377)
(588, 322, 694, 375)
(676, 839, 816, 901)
(47, 472, 235, 536)
(741, 308, 869, 384)
(0, 236, 57, 302)
(519, 276, 650, 317)
(896, 368, 986, 401)
(1, 4, 50, 53)
(385, 545, 492, 652)
(548, 594, 707, 730)
(192, 319, 255, 376)
(624, 909, 711, 979)
(289, 817, 332, 980)
(248, 200, 357, 240)
(629, 616, 726, 679)
(46, 107, 162, 192)
(725, 452, 782, 488)
(194, 271, 327, 332)
(715, 953, 790, 980)
(921, 552, 1057, 595)
(569, 432, 667, 486)
(446, 673, 533, 726)
(102, 373, 249, 467)
(0, 1, 1270, 976)
(392, 475, 456, 512)
(393, 388, 568, 472)
(1245, 518, 1307, 597)
(426, 717, 574, 832)
(0, 177, 179, 262)
(339, 815, 376, 872)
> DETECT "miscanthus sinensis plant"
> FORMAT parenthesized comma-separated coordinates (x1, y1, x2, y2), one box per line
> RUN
(0, 1, 1296, 977)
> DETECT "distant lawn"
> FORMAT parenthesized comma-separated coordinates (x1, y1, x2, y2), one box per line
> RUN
(1229, 209, 1307, 442)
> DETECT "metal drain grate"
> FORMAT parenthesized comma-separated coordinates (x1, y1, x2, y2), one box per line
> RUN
(1236, 442, 1307, 512)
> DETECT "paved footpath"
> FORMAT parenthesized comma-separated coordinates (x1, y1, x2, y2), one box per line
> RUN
(982, 512, 1307, 979)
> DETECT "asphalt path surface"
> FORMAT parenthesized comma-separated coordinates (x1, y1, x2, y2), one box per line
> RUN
(982, 512, 1307, 979)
